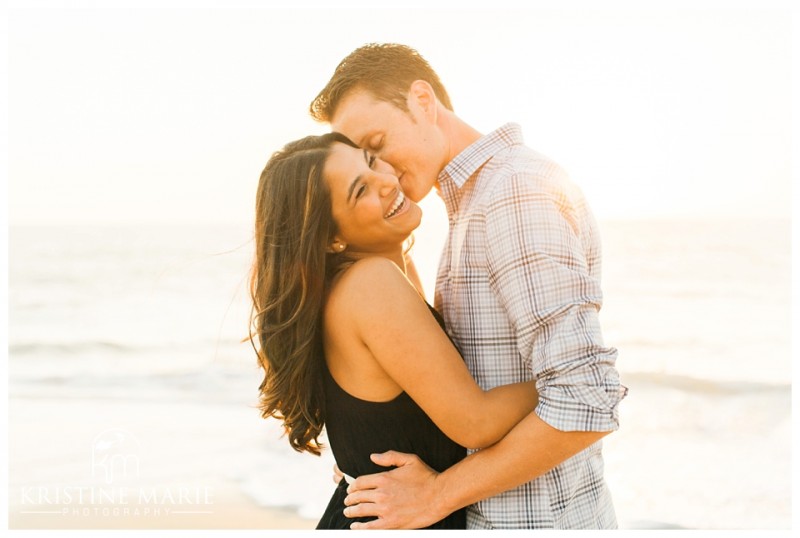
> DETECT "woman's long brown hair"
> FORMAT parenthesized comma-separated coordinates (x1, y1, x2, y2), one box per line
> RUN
(249, 132, 356, 455)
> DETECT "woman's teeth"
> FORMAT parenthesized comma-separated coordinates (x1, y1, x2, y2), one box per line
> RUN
(385, 192, 406, 218)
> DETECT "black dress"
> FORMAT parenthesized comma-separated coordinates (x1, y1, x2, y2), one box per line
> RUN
(316, 306, 467, 530)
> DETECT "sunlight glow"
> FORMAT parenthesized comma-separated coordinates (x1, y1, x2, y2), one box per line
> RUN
(7, 7, 791, 225)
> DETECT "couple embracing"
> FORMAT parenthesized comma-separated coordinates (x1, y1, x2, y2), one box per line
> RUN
(249, 43, 627, 530)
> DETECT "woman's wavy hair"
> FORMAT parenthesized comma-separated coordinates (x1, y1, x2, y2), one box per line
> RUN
(249, 132, 358, 455)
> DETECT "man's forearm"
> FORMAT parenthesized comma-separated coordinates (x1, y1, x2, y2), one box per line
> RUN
(433, 411, 611, 517)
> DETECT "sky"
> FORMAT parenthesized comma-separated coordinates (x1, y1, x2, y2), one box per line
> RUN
(5, 1, 795, 225)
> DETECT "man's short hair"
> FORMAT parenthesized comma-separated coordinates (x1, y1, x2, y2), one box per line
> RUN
(309, 43, 453, 122)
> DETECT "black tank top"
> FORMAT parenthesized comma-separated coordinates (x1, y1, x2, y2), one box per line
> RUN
(316, 305, 467, 530)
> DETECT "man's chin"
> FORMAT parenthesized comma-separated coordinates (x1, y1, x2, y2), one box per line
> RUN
(402, 180, 435, 203)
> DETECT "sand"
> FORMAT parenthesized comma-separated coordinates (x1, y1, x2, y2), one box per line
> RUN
(8, 465, 319, 531)
(9, 487, 317, 530)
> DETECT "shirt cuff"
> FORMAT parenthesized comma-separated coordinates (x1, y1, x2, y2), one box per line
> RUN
(535, 375, 628, 432)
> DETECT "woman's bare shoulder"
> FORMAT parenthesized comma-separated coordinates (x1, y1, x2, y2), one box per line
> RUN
(336, 257, 410, 289)
(328, 257, 418, 312)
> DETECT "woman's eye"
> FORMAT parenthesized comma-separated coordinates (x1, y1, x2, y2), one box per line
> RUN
(368, 154, 377, 168)
(355, 184, 367, 199)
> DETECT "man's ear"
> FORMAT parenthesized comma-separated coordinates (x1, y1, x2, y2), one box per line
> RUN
(408, 80, 437, 121)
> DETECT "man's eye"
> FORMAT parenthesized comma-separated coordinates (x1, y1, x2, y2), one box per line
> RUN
(370, 136, 384, 151)
(368, 154, 377, 168)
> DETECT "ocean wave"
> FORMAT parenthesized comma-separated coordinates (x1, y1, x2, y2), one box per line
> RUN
(620, 371, 790, 395)
(9, 341, 137, 356)
(9, 367, 262, 406)
(11, 362, 788, 402)
(8, 337, 247, 357)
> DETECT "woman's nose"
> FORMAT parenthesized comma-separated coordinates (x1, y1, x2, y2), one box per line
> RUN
(377, 174, 398, 197)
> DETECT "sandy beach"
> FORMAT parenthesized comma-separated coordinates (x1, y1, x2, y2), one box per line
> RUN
(10, 489, 317, 530)
(7, 386, 333, 531)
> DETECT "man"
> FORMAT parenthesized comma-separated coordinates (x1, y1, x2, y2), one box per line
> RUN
(309, 43, 627, 530)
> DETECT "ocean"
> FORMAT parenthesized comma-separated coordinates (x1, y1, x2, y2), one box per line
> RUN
(6, 216, 791, 530)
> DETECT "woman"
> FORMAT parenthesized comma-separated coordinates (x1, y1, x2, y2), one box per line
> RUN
(249, 133, 538, 529)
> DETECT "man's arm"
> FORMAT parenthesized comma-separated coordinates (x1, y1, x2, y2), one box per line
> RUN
(344, 172, 625, 529)
(343, 413, 609, 529)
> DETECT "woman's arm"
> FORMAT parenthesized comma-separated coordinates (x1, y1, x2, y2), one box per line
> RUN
(335, 257, 537, 449)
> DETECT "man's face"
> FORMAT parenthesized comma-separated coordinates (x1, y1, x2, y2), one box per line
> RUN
(331, 89, 447, 203)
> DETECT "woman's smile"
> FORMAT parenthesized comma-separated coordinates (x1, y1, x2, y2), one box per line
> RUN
(384, 191, 408, 219)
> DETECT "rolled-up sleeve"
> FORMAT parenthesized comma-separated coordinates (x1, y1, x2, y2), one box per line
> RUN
(485, 171, 627, 432)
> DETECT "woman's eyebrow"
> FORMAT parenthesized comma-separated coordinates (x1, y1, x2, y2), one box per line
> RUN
(346, 176, 361, 203)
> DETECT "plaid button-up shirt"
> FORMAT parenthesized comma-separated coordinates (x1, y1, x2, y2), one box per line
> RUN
(434, 123, 626, 529)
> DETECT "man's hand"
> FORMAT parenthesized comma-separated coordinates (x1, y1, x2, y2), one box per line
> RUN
(342, 451, 446, 530)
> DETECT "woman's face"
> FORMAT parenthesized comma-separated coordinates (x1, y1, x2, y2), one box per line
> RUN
(324, 142, 422, 256)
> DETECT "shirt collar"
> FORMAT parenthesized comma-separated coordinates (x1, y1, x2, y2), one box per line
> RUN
(437, 123, 524, 216)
